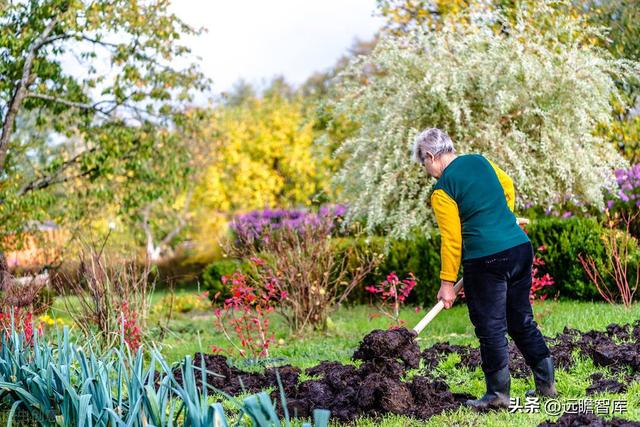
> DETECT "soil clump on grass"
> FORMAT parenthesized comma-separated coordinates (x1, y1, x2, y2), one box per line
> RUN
(538, 412, 640, 426)
(586, 373, 627, 395)
(281, 327, 472, 421)
(421, 321, 640, 381)
(173, 328, 471, 421)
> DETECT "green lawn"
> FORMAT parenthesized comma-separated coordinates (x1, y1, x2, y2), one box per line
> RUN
(46, 290, 640, 426)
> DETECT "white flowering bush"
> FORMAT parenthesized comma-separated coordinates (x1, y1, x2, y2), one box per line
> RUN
(330, 0, 636, 238)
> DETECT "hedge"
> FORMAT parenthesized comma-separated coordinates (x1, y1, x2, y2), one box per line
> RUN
(525, 217, 639, 300)
(201, 217, 640, 306)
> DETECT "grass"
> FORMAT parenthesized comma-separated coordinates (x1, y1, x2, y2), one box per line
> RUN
(44, 289, 640, 427)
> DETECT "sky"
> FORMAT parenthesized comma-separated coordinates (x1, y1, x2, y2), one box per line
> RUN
(168, 0, 385, 96)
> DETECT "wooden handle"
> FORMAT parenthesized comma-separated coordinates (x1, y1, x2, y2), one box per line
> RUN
(412, 279, 464, 335)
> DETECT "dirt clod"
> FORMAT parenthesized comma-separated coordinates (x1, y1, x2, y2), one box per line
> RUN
(538, 412, 640, 426)
(586, 373, 627, 395)
(353, 328, 421, 368)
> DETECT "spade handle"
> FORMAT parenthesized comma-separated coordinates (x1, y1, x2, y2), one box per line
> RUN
(412, 279, 464, 335)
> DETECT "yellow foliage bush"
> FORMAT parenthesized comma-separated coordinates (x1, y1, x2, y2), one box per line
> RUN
(189, 93, 332, 261)
(152, 293, 211, 315)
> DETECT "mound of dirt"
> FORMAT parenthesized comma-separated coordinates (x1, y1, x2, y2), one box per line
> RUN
(586, 373, 627, 395)
(171, 353, 272, 395)
(549, 322, 640, 375)
(352, 328, 421, 368)
(538, 412, 640, 426)
(280, 328, 472, 421)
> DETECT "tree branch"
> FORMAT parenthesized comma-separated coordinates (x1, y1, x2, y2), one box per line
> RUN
(25, 92, 111, 117)
(0, 16, 60, 173)
(42, 33, 120, 49)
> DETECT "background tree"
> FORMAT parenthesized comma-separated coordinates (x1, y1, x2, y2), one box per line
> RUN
(188, 84, 330, 260)
(584, 0, 640, 163)
(0, 0, 206, 257)
(332, 1, 634, 239)
(376, 0, 640, 162)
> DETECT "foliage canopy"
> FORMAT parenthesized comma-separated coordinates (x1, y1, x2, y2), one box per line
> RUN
(333, 1, 634, 238)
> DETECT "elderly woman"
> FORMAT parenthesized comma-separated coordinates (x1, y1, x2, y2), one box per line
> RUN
(412, 128, 557, 410)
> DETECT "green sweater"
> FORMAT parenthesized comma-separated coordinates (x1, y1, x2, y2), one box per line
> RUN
(431, 154, 529, 280)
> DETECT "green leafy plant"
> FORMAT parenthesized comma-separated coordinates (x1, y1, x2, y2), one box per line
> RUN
(202, 259, 250, 302)
(525, 217, 610, 300)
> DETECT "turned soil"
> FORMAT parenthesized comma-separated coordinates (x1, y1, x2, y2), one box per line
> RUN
(173, 322, 640, 422)
(538, 412, 640, 426)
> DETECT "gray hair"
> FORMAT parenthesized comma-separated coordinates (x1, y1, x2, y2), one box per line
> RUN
(412, 128, 455, 164)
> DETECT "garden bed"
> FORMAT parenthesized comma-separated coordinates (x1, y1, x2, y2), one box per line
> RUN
(175, 321, 640, 423)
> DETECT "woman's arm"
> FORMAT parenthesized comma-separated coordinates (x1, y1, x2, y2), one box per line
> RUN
(431, 189, 462, 282)
(488, 159, 515, 212)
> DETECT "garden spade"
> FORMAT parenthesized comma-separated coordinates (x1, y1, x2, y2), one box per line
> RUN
(412, 217, 529, 335)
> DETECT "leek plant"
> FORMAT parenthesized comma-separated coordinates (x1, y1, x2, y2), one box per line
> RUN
(0, 325, 329, 426)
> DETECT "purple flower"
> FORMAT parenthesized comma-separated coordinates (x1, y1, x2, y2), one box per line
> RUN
(229, 204, 349, 247)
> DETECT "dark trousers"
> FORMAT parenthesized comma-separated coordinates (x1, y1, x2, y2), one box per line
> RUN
(463, 242, 551, 374)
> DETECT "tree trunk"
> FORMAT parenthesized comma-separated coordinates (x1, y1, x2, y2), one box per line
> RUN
(0, 251, 10, 291)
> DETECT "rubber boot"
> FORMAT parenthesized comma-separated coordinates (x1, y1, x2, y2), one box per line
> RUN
(525, 357, 558, 397)
(465, 366, 510, 410)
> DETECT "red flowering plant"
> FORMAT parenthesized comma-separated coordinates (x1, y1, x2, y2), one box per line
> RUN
(0, 307, 42, 346)
(531, 246, 555, 302)
(366, 272, 417, 328)
(119, 301, 142, 352)
(212, 260, 286, 358)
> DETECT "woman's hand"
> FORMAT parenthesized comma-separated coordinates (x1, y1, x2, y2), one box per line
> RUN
(437, 280, 457, 309)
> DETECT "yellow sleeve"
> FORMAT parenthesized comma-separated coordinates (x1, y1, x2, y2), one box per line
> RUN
(488, 159, 515, 212)
(431, 189, 462, 282)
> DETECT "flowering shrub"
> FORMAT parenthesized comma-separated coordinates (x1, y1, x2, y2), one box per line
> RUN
(230, 204, 347, 253)
(608, 164, 640, 237)
(330, 1, 629, 239)
(520, 193, 600, 220)
(531, 247, 555, 302)
(366, 272, 417, 327)
(227, 218, 380, 332)
(120, 302, 142, 352)
(610, 165, 640, 208)
(212, 269, 286, 358)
